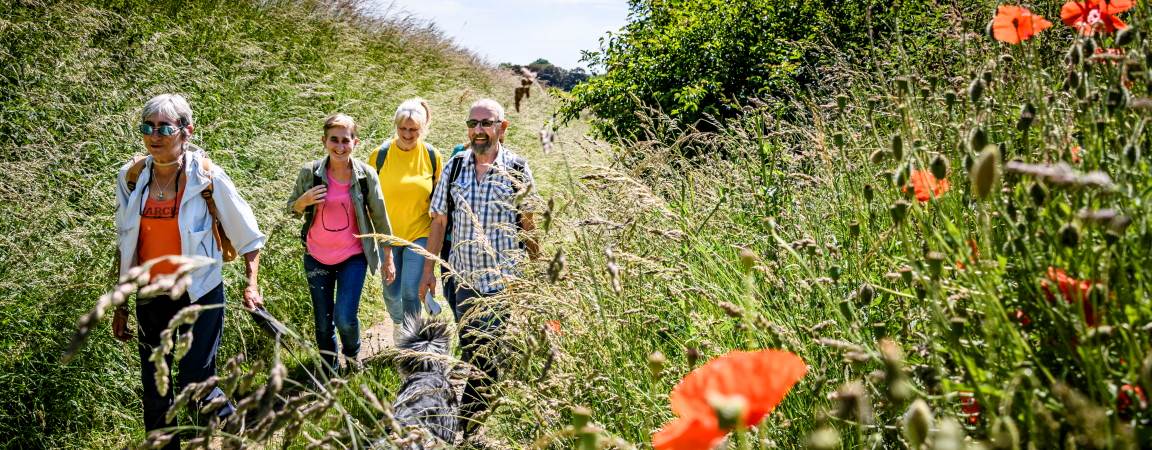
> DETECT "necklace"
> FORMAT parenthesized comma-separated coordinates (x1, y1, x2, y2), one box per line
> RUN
(152, 160, 182, 200)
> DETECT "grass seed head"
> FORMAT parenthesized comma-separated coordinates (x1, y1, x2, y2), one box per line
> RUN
(902, 399, 933, 449)
(970, 145, 1001, 199)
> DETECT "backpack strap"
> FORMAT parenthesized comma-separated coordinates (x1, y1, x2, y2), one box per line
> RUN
(373, 139, 392, 173)
(443, 152, 468, 239)
(196, 157, 238, 262)
(124, 155, 148, 192)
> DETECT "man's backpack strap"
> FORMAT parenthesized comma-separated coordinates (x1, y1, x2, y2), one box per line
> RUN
(443, 152, 468, 238)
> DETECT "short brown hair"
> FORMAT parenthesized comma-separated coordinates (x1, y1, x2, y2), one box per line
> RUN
(323, 113, 358, 138)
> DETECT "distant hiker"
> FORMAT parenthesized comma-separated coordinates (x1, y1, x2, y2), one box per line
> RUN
(514, 69, 535, 112)
(288, 113, 394, 374)
(418, 98, 540, 436)
(112, 93, 266, 448)
(366, 99, 443, 341)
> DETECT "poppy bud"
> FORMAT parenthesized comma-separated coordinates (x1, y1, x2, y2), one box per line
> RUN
(1082, 38, 1097, 61)
(930, 154, 949, 180)
(919, 87, 931, 101)
(1076, 80, 1089, 100)
(926, 252, 945, 279)
(807, 425, 841, 450)
(902, 399, 933, 449)
(1029, 182, 1048, 206)
(858, 283, 875, 304)
(829, 265, 842, 281)
(982, 70, 993, 85)
(1066, 70, 1080, 91)
(1017, 103, 1036, 131)
(968, 127, 988, 153)
(969, 145, 1000, 199)
(991, 417, 1021, 450)
(894, 164, 910, 188)
(999, 54, 1015, 65)
(1125, 143, 1139, 165)
(891, 134, 904, 160)
(849, 221, 861, 238)
(839, 299, 854, 321)
(894, 76, 911, 94)
(685, 346, 700, 367)
(934, 418, 966, 450)
(832, 132, 845, 147)
(869, 150, 887, 164)
(1060, 223, 1080, 248)
(1067, 43, 1084, 66)
(969, 78, 986, 104)
(836, 94, 849, 112)
(899, 266, 914, 284)
(890, 201, 910, 226)
(647, 351, 666, 380)
(1107, 87, 1127, 112)
(738, 247, 758, 273)
(944, 91, 957, 107)
(863, 184, 875, 203)
(1116, 27, 1138, 47)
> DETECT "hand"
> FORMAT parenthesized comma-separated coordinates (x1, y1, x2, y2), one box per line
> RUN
(112, 307, 134, 342)
(294, 185, 327, 213)
(242, 284, 263, 310)
(417, 269, 436, 301)
(382, 256, 396, 286)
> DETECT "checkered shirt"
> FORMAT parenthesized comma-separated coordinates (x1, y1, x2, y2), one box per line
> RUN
(429, 146, 535, 293)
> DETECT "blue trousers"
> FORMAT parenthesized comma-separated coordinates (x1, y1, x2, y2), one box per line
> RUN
(382, 237, 428, 324)
(304, 253, 367, 371)
(137, 282, 232, 450)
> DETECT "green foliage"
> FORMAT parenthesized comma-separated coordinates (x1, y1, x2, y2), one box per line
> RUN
(561, 0, 1011, 142)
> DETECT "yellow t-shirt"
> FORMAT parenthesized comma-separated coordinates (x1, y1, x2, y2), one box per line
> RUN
(368, 140, 443, 243)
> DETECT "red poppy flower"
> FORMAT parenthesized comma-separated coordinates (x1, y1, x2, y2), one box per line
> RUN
(1118, 384, 1147, 420)
(1070, 145, 1083, 163)
(993, 5, 1053, 44)
(653, 350, 807, 450)
(1014, 309, 1033, 327)
(904, 170, 951, 202)
(958, 390, 981, 426)
(1062, 0, 1133, 36)
(1041, 267, 1100, 325)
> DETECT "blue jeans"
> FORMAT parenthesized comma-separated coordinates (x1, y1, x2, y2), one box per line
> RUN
(304, 253, 368, 371)
(382, 237, 428, 324)
(137, 282, 233, 450)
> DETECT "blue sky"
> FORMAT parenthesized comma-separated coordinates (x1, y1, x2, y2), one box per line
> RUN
(369, 0, 629, 71)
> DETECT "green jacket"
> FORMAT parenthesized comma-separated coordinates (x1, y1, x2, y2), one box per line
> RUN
(287, 157, 392, 274)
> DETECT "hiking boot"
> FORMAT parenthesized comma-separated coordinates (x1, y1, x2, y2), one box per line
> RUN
(344, 356, 364, 374)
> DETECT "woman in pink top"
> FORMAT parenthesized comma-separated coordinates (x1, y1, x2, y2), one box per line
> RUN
(288, 114, 394, 374)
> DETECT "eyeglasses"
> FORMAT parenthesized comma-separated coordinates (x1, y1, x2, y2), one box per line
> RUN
(139, 123, 182, 136)
(465, 119, 501, 129)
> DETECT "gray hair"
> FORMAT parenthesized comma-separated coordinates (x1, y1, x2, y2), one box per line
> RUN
(470, 98, 505, 121)
(141, 93, 193, 127)
(394, 98, 430, 134)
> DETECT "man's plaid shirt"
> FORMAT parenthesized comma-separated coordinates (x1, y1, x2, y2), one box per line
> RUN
(430, 146, 535, 293)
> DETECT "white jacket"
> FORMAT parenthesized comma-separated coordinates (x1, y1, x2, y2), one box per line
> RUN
(115, 148, 266, 302)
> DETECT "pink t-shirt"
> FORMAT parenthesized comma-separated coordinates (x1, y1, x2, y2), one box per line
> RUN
(306, 172, 363, 265)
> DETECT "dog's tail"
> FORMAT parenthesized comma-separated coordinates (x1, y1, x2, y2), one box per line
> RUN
(395, 315, 452, 373)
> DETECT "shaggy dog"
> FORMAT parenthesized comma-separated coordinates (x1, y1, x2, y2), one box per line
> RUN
(390, 316, 458, 447)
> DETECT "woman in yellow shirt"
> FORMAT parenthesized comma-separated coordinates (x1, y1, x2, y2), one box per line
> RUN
(368, 98, 443, 336)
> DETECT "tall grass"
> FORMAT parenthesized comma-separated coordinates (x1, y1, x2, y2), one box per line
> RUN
(473, 3, 1152, 449)
(0, 0, 571, 446)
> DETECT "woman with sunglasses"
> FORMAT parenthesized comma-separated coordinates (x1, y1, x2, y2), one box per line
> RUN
(288, 113, 394, 374)
(367, 98, 443, 341)
(112, 93, 266, 448)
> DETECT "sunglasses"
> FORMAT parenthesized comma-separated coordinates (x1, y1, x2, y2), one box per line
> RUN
(138, 123, 182, 136)
(465, 119, 501, 129)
